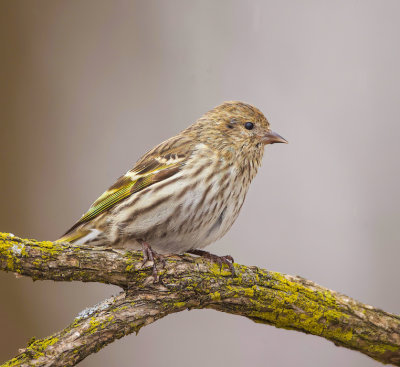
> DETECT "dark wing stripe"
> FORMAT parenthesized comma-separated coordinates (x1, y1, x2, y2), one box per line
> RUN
(135, 159, 160, 175)
(60, 134, 192, 240)
(62, 164, 183, 237)
(108, 175, 132, 191)
(80, 184, 134, 222)
(61, 183, 135, 237)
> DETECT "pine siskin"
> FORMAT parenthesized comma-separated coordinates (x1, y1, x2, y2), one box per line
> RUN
(58, 101, 287, 276)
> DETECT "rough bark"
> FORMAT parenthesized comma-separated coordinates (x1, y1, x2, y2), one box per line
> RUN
(0, 232, 399, 366)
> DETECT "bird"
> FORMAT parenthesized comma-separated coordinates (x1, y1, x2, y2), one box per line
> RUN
(58, 101, 287, 278)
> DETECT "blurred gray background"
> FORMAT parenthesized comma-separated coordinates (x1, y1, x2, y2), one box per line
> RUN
(1, 1, 399, 366)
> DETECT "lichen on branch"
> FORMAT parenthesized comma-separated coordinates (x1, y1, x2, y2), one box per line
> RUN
(1, 232, 400, 367)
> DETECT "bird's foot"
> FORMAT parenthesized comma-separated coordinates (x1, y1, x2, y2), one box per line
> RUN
(188, 249, 235, 276)
(141, 242, 166, 283)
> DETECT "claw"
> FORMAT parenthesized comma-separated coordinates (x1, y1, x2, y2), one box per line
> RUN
(141, 242, 165, 283)
(220, 255, 235, 275)
(187, 249, 235, 276)
(223, 255, 234, 263)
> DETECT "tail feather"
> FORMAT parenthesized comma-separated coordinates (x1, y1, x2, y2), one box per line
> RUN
(57, 228, 102, 245)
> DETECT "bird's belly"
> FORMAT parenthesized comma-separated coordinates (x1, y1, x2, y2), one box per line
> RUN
(147, 197, 242, 254)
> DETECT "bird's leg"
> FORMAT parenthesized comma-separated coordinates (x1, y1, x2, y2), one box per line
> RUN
(187, 249, 235, 275)
(140, 241, 166, 282)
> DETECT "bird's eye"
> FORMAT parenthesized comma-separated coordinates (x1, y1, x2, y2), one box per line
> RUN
(244, 122, 254, 130)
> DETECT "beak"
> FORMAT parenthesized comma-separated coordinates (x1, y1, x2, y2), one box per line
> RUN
(262, 130, 288, 145)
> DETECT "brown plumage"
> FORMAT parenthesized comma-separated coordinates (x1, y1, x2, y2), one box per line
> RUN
(58, 101, 287, 274)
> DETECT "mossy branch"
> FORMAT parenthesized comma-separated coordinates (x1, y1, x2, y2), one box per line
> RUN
(1, 232, 399, 367)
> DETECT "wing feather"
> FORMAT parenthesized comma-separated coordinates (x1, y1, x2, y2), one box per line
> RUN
(60, 135, 191, 240)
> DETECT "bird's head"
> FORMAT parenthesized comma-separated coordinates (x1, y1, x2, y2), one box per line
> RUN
(193, 101, 287, 155)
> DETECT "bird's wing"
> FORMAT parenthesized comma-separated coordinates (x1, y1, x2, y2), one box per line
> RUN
(59, 135, 191, 241)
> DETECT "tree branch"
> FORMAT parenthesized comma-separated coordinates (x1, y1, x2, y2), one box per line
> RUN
(1, 232, 399, 366)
